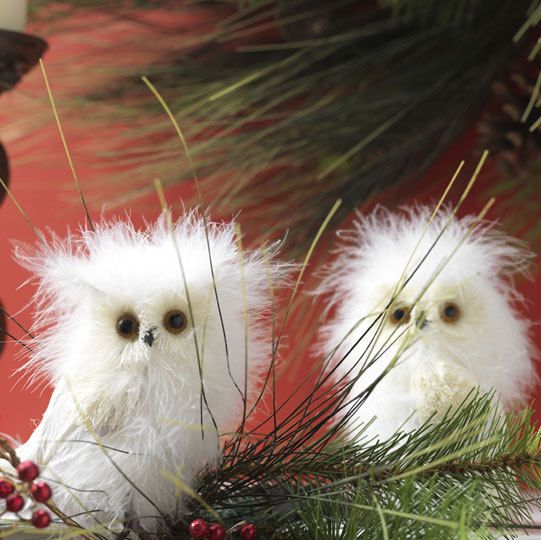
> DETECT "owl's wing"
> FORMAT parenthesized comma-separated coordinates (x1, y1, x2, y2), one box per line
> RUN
(0, 387, 83, 522)
(17, 384, 80, 465)
(12, 385, 128, 529)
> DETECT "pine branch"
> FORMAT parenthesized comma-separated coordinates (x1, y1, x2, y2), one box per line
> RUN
(178, 387, 541, 539)
(11, 1, 540, 253)
(379, 0, 486, 27)
(276, 450, 541, 481)
(52, 0, 530, 254)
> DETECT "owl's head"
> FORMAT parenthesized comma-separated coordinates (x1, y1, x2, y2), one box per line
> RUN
(15, 211, 288, 425)
(319, 206, 537, 404)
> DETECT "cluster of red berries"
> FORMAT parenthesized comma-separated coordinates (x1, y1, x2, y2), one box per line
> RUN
(0, 460, 52, 529)
(188, 518, 257, 539)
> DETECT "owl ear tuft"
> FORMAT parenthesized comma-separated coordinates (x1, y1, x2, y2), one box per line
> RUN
(501, 240, 535, 278)
(12, 235, 90, 304)
(477, 227, 536, 279)
(240, 243, 294, 308)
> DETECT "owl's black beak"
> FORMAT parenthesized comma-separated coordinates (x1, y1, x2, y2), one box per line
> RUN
(143, 329, 156, 347)
(415, 312, 429, 330)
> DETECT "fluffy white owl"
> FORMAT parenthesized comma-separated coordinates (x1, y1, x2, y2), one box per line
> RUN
(319, 206, 536, 441)
(9, 211, 288, 534)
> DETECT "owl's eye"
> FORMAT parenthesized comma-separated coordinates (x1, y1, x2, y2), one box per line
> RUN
(388, 305, 411, 325)
(116, 313, 139, 340)
(440, 302, 461, 323)
(163, 310, 188, 334)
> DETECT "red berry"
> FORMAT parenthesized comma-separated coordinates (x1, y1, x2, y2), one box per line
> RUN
(0, 480, 14, 498)
(31, 509, 51, 529)
(6, 494, 24, 513)
(241, 523, 257, 540)
(31, 481, 52, 502)
(208, 523, 227, 540)
(17, 461, 39, 482)
(189, 518, 209, 538)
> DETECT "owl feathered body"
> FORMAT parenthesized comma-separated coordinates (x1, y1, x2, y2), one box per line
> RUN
(319, 206, 537, 441)
(12, 211, 288, 533)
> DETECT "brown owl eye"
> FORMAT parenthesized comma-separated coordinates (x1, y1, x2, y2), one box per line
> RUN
(116, 313, 139, 340)
(163, 310, 188, 334)
(440, 302, 461, 323)
(388, 305, 411, 325)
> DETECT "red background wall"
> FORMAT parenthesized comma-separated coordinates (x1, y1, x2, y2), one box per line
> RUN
(1, 8, 540, 442)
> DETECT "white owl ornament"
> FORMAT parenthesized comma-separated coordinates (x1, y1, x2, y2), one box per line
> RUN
(319, 206, 537, 441)
(9, 211, 288, 534)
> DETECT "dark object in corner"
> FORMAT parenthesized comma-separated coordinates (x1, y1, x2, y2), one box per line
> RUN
(0, 29, 47, 93)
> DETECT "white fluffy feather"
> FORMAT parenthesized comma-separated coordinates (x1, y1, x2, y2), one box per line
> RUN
(11, 210, 289, 533)
(318, 206, 537, 441)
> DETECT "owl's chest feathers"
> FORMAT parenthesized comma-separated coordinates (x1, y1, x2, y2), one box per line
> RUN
(362, 345, 481, 427)
(66, 369, 211, 441)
